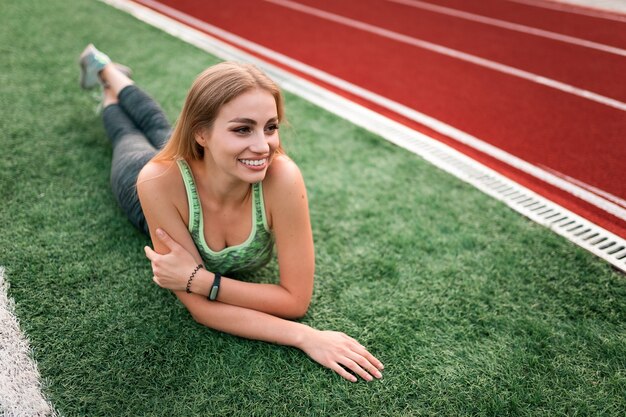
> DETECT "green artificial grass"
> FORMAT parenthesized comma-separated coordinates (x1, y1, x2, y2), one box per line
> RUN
(1, 0, 624, 416)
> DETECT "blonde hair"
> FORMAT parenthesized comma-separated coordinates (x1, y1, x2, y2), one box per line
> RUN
(153, 61, 285, 161)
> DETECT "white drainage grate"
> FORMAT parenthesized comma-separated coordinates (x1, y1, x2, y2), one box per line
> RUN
(406, 132, 626, 272)
(102, 0, 626, 273)
(464, 167, 626, 271)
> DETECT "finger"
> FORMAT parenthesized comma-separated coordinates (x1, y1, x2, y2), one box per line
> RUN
(349, 351, 383, 379)
(345, 335, 365, 348)
(144, 245, 157, 261)
(340, 357, 374, 382)
(152, 275, 162, 287)
(156, 228, 178, 250)
(353, 347, 384, 372)
(329, 363, 357, 383)
(346, 336, 385, 370)
(346, 338, 384, 371)
(341, 334, 368, 353)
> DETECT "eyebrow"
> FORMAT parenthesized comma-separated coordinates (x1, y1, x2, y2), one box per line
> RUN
(228, 117, 278, 125)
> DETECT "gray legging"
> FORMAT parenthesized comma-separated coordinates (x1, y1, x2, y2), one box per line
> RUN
(102, 85, 171, 235)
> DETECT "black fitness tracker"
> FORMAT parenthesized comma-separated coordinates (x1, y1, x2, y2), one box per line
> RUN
(208, 272, 221, 301)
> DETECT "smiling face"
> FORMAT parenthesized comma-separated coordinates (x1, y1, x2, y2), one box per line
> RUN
(196, 88, 280, 183)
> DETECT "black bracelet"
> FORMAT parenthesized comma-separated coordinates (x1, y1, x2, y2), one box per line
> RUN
(208, 272, 221, 301)
(185, 264, 203, 294)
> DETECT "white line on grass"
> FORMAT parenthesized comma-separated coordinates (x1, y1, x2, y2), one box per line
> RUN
(264, 0, 626, 112)
(113, 0, 626, 222)
(99, 0, 626, 272)
(0, 267, 57, 417)
(386, 0, 626, 56)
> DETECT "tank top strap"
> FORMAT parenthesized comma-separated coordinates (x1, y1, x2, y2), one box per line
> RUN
(253, 182, 270, 232)
(176, 159, 201, 235)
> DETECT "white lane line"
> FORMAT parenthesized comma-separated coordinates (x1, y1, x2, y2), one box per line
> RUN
(264, 0, 626, 112)
(0, 267, 57, 417)
(539, 165, 626, 209)
(125, 0, 626, 221)
(506, 0, 626, 22)
(386, 0, 626, 56)
(101, 0, 626, 271)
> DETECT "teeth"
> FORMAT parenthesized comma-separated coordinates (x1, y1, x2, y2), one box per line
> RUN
(240, 158, 267, 166)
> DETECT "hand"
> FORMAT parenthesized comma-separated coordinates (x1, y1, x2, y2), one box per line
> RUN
(299, 329, 384, 382)
(144, 228, 200, 291)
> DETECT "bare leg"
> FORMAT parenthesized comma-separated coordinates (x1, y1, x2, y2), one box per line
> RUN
(100, 63, 134, 101)
(102, 85, 118, 108)
(97, 59, 171, 149)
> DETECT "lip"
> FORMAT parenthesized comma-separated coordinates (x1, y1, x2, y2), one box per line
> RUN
(238, 157, 268, 171)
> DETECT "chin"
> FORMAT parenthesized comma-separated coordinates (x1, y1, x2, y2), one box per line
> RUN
(235, 168, 266, 184)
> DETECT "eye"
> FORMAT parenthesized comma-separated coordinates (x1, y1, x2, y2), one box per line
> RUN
(232, 126, 252, 135)
(265, 124, 279, 134)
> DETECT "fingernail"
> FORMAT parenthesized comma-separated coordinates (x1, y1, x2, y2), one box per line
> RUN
(375, 370, 382, 378)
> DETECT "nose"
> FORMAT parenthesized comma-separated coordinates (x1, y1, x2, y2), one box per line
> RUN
(249, 129, 270, 154)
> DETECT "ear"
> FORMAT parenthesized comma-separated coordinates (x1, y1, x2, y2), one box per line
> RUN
(194, 128, 209, 148)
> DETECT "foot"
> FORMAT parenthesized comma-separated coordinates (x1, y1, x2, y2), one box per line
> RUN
(78, 43, 111, 89)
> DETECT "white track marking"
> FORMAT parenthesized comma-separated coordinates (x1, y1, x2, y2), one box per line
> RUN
(0, 267, 57, 417)
(120, 0, 626, 221)
(507, 0, 626, 22)
(539, 165, 626, 209)
(264, 0, 626, 112)
(386, 0, 626, 56)
(99, 0, 626, 271)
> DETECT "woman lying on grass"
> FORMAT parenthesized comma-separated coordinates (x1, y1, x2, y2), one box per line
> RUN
(79, 44, 383, 382)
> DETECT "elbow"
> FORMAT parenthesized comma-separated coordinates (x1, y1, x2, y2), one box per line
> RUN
(190, 310, 205, 325)
(285, 300, 310, 320)
(281, 287, 312, 319)
(186, 304, 209, 326)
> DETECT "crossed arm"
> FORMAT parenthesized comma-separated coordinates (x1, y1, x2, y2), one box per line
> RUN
(136, 158, 384, 382)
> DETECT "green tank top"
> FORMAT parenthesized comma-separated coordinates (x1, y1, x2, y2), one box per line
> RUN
(177, 159, 274, 276)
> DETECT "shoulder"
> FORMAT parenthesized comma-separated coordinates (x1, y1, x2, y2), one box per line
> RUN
(137, 160, 181, 193)
(137, 160, 191, 232)
(136, 160, 187, 212)
(263, 154, 309, 226)
(264, 154, 305, 191)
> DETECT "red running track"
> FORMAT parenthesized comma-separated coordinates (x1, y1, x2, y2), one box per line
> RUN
(136, 0, 626, 238)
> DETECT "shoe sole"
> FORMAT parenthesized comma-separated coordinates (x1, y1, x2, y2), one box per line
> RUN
(79, 44, 100, 89)
(79, 60, 99, 89)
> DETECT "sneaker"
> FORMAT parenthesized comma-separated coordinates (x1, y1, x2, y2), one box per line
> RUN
(79, 43, 111, 89)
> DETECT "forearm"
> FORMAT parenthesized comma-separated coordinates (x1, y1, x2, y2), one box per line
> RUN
(178, 291, 312, 346)
(191, 270, 309, 319)
(179, 291, 384, 383)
